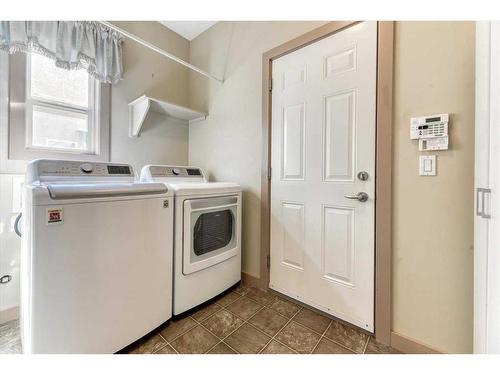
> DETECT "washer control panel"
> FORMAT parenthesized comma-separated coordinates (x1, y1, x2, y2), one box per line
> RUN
(35, 160, 133, 177)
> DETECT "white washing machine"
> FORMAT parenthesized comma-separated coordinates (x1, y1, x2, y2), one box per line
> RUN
(141, 165, 242, 315)
(20, 159, 174, 353)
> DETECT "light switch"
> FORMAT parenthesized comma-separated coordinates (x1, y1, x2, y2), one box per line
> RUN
(419, 155, 436, 176)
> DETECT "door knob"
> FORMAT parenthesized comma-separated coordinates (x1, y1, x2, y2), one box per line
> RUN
(344, 192, 369, 202)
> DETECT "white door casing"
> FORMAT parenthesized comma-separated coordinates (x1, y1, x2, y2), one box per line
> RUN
(474, 21, 500, 354)
(270, 22, 377, 331)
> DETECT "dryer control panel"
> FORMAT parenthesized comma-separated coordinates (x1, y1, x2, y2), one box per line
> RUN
(149, 166, 203, 178)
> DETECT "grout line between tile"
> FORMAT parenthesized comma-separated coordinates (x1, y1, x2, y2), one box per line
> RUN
(319, 333, 361, 354)
(202, 311, 249, 353)
(362, 335, 371, 354)
(216, 303, 266, 353)
(256, 305, 303, 354)
(164, 316, 204, 347)
(309, 319, 333, 354)
(288, 316, 331, 336)
(152, 341, 172, 354)
(151, 344, 178, 354)
(169, 344, 180, 354)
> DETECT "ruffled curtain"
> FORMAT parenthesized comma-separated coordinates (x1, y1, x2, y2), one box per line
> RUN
(0, 21, 123, 84)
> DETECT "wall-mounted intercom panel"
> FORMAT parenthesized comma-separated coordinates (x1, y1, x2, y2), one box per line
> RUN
(410, 113, 448, 139)
(410, 113, 449, 151)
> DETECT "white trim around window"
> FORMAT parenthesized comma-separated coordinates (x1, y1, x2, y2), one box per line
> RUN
(0, 51, 110, 173)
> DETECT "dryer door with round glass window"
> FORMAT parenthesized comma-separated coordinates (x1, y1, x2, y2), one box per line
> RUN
(183, 195, 239, 275)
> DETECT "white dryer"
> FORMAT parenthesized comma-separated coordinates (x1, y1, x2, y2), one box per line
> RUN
(141, 165, 242, 315)
(20, 159, 174, 353)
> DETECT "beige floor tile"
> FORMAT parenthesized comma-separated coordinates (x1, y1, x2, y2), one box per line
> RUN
(158, 316, 197, 342)
(324, 320, 369, 354)
(154, 344, 178, 354)
(170, 325, 219, 354)
(245, 288, 277, 306)
(224, 323, 271, 354)
(312, 338, 354, 354)
(261, 340, 296, 354)
(365, 337, 401, 354)
(207, 342, 237, 354)
(127, 334, 167, 354)
(293, 308, 331, 334)
(191, 303, 222, 322)
(269, 297, 301, 318)
(249, 307, 289, 336)
(214, 291, 241, 307)
(226, 297, 262, 320)
(275, 321, 321, 354)
(202, 310, 244, 339)
(233, 284, 250, 296)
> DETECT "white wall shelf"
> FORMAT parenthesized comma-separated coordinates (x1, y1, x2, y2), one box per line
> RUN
(128, 94, 207, 137)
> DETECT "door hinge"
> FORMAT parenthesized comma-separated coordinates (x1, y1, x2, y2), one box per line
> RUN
(268, 78, 273, 92)
(267, 166, 272, 181)
(476, 187, 492, 219)
(267, 254, 271, 269)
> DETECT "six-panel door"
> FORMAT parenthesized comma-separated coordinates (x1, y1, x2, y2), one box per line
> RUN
(270, 21, 377, 331)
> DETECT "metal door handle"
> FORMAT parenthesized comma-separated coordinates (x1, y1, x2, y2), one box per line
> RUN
(476, 188, 492, 219)
(344, 192, 369, 202)
(14, 213, 22, 237)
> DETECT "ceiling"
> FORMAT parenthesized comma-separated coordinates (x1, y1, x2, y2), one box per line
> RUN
(159, 21, 218, 41)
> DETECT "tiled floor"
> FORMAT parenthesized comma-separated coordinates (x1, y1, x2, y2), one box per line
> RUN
(123, 284, 401, 354)
(0, 284, 401, 354)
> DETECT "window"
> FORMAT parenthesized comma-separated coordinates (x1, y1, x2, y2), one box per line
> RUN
(3, 52, 110, 162)
(27, 54, 96, 153)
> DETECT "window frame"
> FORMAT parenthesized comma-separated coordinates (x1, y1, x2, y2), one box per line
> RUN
(3, 52, 110, 163)
(25, 53, 99, 154)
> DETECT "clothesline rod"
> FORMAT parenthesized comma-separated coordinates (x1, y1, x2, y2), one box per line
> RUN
(99, 21, 224, 84)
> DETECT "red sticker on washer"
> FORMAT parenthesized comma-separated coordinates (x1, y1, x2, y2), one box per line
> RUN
(47, 209, 63, 224)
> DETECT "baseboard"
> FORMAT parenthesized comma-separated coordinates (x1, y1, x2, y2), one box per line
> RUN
(391, 331, 445, 354)
(241, 272, 260, 288)
(0, 306, 19, 325)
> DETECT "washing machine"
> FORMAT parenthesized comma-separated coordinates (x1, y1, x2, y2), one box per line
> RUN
(20, 159, 174, 353)
(141, 165, 242, 315)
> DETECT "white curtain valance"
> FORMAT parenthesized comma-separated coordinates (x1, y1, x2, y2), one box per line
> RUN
(0, 21, 123, 84)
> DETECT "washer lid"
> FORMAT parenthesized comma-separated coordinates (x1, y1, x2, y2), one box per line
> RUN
(168, 182, 241, 196)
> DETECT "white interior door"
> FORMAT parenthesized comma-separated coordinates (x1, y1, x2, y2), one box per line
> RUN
(270, 21, 377, 332)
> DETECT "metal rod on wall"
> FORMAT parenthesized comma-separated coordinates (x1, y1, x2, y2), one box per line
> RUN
(99, 21, 224, 84)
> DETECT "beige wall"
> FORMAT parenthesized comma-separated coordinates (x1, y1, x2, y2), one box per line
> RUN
(110, 21, 191, 172)
(392, 21, 475, 353)
(188, 21, 475, 353)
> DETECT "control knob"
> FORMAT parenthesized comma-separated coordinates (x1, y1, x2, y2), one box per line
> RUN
(80, 163, 93, 174)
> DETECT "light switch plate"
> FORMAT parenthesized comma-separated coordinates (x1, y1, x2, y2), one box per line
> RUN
(419, 155, 436, 176)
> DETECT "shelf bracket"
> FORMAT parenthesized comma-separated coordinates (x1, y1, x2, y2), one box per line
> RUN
(129, 96, 151, 137)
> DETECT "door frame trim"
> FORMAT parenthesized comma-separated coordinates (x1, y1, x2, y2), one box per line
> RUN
(260, 21, 394, 344)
